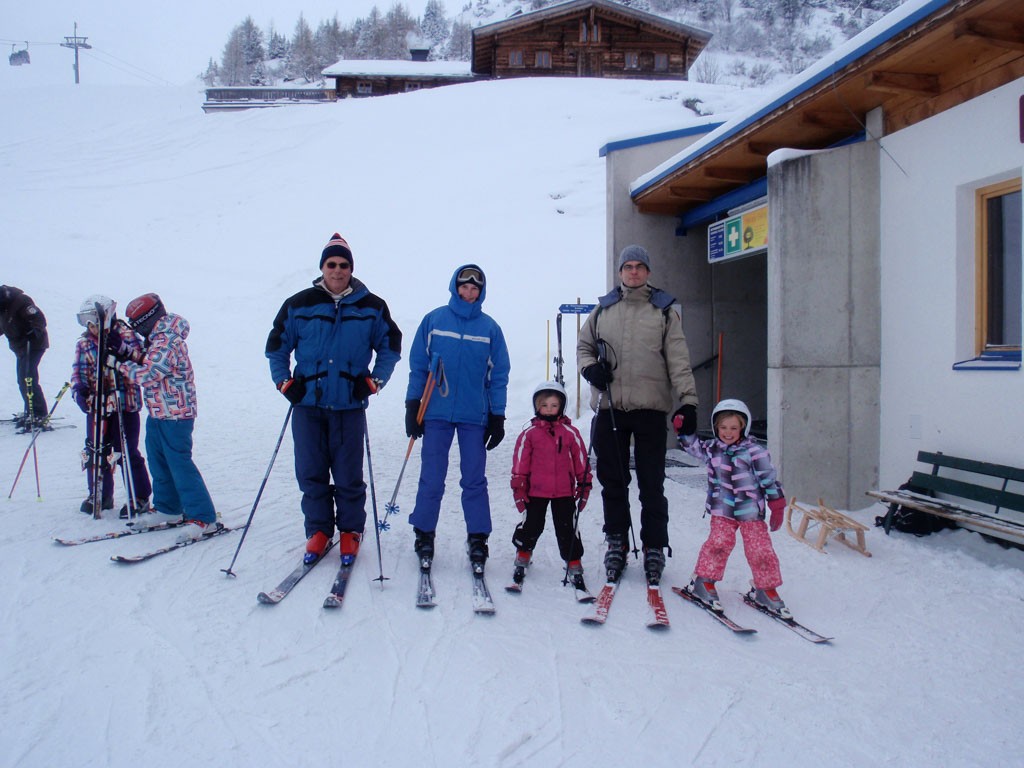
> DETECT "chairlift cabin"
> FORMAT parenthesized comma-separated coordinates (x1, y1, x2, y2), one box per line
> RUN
(9, 44, 30, 66)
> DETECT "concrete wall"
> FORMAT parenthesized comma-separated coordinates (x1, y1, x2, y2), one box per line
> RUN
(877, 78, 1024, 492)
(767, 141, 881, 509)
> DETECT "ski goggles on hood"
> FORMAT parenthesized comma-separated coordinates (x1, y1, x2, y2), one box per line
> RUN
(456, 267, 484, 288)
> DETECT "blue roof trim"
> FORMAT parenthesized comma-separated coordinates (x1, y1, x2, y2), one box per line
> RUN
(631, 0, 951, 199)
(677, 178, 767, 232)
(675, 131, 866, 230)
(599, 122, 724, 157)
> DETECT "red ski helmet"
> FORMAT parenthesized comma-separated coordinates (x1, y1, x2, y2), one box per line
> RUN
(125, 293, 166, 338)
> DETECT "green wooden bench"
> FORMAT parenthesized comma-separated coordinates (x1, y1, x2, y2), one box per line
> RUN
(866, 451, 1024, 546)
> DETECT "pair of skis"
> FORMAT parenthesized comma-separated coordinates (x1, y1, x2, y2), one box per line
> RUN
(672, 585, 832, 643)
(581, 579, 831, 642)
(256, 542, 360, 609)
(54, 518, 233, 562)
(417, 559, 494, 614)
(505, 565, 595, 604)
(581, 581, 671, 630)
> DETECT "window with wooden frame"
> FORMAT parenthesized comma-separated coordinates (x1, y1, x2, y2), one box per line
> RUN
(654, 53, 668, 71)
(535, 50, 551, 69)
(356, 81, 372, 95)
(580, 20, 588, 43)
(624, 51, 640, 70)
(976, 179, 1022, 356)
(509, 50, 524, 67)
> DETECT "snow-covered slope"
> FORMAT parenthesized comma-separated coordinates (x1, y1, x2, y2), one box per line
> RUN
(1, 79, 1022, 768)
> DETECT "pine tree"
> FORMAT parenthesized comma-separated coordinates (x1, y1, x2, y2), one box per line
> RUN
(288, 14, 320, 82)
(420, 0, 450, 53)
(382, 3, 418, 60)
(315, 15, 347, 71)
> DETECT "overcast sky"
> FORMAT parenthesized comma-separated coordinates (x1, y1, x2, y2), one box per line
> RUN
(2, 1, 434, 86)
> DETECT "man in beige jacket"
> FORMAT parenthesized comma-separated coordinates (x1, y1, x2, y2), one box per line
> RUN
(577, 245, 698, 586)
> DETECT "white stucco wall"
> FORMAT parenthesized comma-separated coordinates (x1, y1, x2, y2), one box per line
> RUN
(878, 78, 1024, 489)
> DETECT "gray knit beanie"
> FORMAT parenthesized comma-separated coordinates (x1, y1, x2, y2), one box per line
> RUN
(617, 244, 651, 271)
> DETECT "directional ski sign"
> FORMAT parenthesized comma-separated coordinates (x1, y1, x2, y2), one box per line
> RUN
(559, 303, 596, 314)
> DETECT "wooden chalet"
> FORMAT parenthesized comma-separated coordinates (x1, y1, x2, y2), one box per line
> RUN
(323, 51, 477, 99)
(471, 0, 711, 80)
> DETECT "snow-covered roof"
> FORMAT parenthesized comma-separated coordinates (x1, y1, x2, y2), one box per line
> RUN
(629, 0, 950, 198)
(322, 59, 474, 78)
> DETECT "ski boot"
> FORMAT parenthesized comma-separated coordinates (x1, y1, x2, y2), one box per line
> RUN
(512, 549, 531, 585)
(467, 533, 489, 576)
(643, 547, 666, 586)
(80, 495, 114, 516)
(567, 559, 588, 592)
(685, 575, 723, 613)
(603, 533, 629, 583)
(304, 531, 331, 565)
(119, 496, 152, 520)
(747, 584, 792, 620)
(414, 527, 435, 572)
(339, 531, 361, 566)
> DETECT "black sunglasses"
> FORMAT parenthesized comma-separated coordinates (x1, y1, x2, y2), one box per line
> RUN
(324, 261, 351, 270)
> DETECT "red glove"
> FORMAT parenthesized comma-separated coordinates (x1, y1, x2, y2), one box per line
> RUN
(767, 497, 786, 532)
(574, 481, 591, 512)
(511, 474, 529, 513)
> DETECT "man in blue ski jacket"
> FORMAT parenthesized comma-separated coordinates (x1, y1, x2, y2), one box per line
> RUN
(266, 233, 402, 565)
(405, 264, 511, 572)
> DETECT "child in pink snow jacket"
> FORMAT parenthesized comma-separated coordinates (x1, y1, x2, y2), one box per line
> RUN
(509, 382, 593, 593)
(675, 398, 792, 618)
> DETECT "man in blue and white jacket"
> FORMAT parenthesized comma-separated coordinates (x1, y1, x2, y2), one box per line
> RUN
(405, 264, 511, 572)
(267, 233, 402, 565)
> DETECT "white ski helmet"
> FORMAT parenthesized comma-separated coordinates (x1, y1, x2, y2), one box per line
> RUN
(532, 380, 567, 417)
(711, 398, 752, 438)
(77, 295, 116, 329)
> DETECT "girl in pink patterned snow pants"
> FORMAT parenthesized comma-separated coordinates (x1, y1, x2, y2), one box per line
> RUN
(675, 399, 791, 615)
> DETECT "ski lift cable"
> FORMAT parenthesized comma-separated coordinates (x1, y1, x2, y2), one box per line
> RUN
(86, 46, 176, 85)
(81, 49, 174, 86)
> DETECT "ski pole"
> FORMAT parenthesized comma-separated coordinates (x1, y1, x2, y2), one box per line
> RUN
(364, 418, 388, 587)
(25, 371, 41, 500)
(380, 357, 443, 531)
(8, 381, 70, 499)
(221, 405, 293, 577)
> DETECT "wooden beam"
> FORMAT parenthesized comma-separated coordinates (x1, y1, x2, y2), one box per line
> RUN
(668, 186, 714, 201)
(747, 141, 778, 156)
(703, 166, 754, 182)
(865, 70, 941, 96)
(800, 109, 861, 129)
(954, 19, 1024, 52)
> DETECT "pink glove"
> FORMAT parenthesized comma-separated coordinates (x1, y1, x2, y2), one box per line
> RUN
(767, 497, 786, 532)
(574, 482, 591, 512)
(511, 474, 529, 513)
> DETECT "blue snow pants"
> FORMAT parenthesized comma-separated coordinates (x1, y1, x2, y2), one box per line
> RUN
(409, 420, 491, 536)
(291, 405, 366, 539)
(145, 416, 216, 523)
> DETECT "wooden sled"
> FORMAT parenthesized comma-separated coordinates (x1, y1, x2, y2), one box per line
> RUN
(785, 497, 871, 557)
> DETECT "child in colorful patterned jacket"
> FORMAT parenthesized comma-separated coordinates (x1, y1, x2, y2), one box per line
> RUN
(675, 398, 791, 618)
(509, 381, 593, 592)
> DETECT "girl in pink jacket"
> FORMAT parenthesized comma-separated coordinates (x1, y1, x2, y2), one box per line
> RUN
(509, 382, 592, 594)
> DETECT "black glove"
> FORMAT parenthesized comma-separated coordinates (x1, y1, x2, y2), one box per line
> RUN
(406, 400, 424, 438)
(278, 377, 306, 405)
(72, 384, 91, 414)
(582, 362, 612, 391)
(352, 375, 380, 401)
(484, 413, 505, 451)
(673, 404, 698, 436)
(106, 329, 131, 362)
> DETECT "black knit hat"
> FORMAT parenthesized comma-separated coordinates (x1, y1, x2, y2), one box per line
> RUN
(320, 233, 353, 270)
